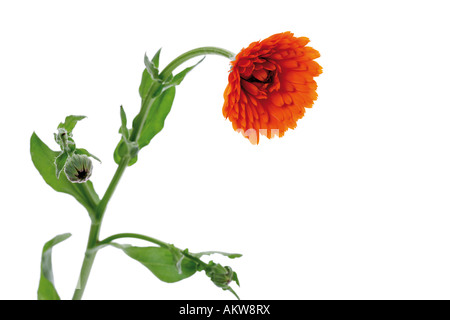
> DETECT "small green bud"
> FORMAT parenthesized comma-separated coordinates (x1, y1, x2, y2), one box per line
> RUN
(54, 128, 68, 147)
(205, 263, 235, 289)
(55, 128, 76, 153)
(64, 154, 93, 183)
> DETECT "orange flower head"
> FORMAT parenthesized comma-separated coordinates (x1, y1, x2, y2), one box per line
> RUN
(223, 32, 322, 144)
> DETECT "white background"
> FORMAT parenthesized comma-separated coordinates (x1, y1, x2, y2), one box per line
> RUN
(1, 0, 450, 300)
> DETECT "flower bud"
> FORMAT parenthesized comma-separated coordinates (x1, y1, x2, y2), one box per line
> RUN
(54, 128, 76, 152)
(206, 263, 235, 289)
(64, 154, 93, 183)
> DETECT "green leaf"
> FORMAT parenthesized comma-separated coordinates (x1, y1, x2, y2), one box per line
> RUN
(104, 237, 241, 299)
(114, 105, 137, 166)
(152, 48, 161, 69)
(57, 115, 86, 133)
(167, 244, 185, 274)
(144, 50, 161, 81)
(112, 244, 197, 283)
(115, 49, 198, 167)
(116, 85, 176, 167)
(137, 86, 176, 149)
(38, 233, 71, 300)
(113, 65, 155, 167)
(30, 132, 100, 215)
(54, 152, 68, 178)
(139, 49, 163, 101)
(163, 57, 205, 90)
(113, 138, 138, 166)
(138, 68, 153, 100)
(191, 251, 243, 259)
(232, 271, 240, 287)
(119, 105, 129, 140)
(74, 148, 101, 163)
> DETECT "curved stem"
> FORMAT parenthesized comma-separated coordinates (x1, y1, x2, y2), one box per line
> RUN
(98, 233, 169, 248)
(159, 46, 235, 81)
(98, 233, 208, 269)
(129, 47, 234, 143)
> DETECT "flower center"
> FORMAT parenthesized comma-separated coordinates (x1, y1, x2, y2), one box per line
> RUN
(237, 57, 281, 97)
(246, 70, 275, 84)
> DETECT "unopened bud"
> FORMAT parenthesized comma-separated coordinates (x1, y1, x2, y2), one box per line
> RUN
(64, 154, 93, 183)
(54, 128, 75, 152)
(206, 263, 235, 289)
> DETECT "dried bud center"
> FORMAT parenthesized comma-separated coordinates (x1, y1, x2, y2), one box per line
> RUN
(75, 168, 89, 180)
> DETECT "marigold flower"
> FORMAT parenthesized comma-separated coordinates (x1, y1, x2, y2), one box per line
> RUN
(223, 32, 322, 144)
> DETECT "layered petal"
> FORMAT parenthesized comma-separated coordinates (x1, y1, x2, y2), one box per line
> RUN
(223, 32, 322, 144)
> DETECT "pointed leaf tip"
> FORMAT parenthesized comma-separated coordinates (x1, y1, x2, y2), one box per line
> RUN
(119, 105, 129, 140)
(144, 52, 160, 80)
(152, 48, 162, 69)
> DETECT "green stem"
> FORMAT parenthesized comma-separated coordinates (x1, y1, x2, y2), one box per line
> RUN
(78, 181, 99, 220)
(128, 85, 156, 142)
(98, 233, 169, 248)
(95, 155, 130, 223)
(159, 46, 235, 81)
(98, 233, 208, 269)
(72, 156, 130, 300)
(71, 222, 100, 300)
